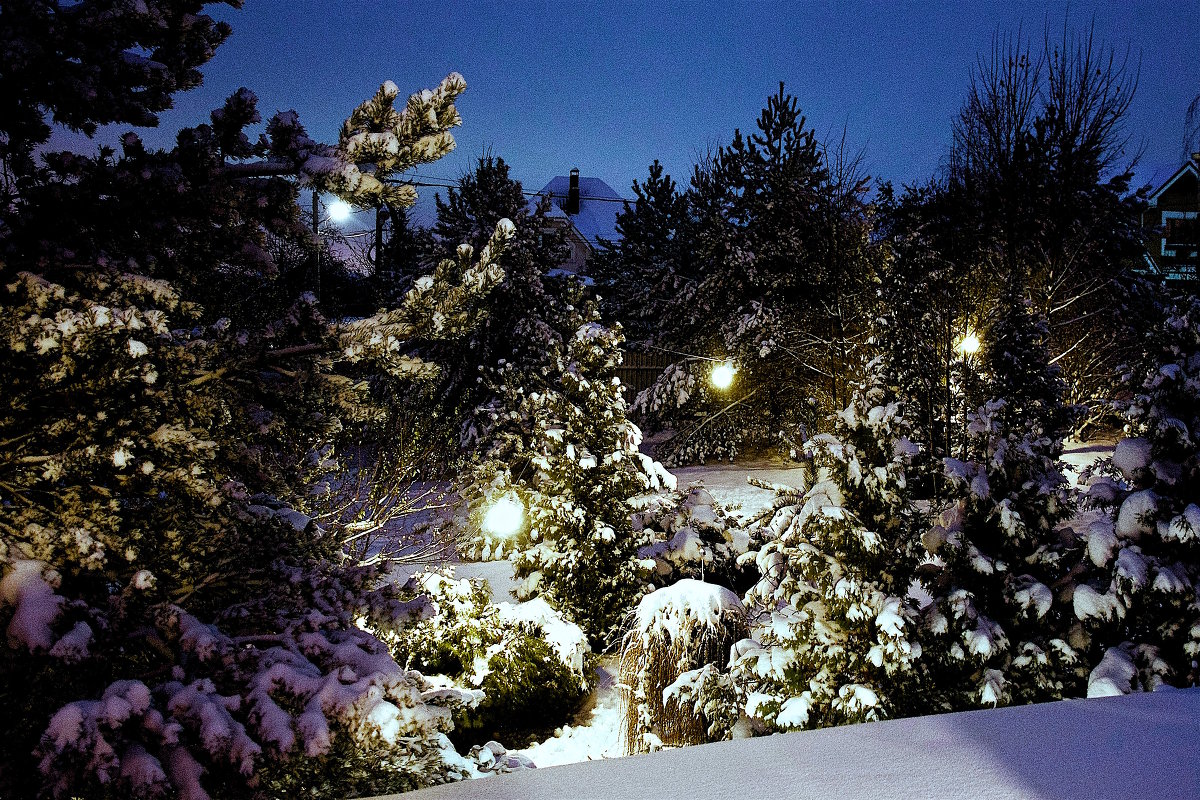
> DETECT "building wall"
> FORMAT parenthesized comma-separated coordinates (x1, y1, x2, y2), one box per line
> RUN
(1147, 164, 1199, 282)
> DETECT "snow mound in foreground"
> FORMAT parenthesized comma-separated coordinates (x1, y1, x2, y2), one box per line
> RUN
(394, 689, 1200, 800)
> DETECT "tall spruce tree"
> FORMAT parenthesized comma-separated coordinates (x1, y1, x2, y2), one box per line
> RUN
(636, 85, 879, 463)
(921, 296, 1084, 709)
(591, 160, 687, 346)
(467, 294, 676, 649)
(412, 154, 570, 458)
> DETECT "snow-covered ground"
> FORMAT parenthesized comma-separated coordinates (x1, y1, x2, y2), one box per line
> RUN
(385, 689, 1200, 800)
(672, 458, 807, 522)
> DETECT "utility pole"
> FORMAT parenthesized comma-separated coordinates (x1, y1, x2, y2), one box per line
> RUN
(311, 190, 321, 302)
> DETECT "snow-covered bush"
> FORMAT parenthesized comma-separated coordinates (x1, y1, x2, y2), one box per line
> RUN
(619, 580, 748, 753)
(464, 312, 677, 649)
(634, 486, 753, 592)
(384, 572, 589, 750)
(1074, 297, 1200, 693)
(921, 301, 1084, 709)
(731, 364, 927, 731)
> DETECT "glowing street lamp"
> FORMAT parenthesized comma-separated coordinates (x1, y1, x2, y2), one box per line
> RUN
(327, 199, 353, 224)
(482, 493, 524, 538)
(956, 330, 981, 357)
(710, 360, 737, 390)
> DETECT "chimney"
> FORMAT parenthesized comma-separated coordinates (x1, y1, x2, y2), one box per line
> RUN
(566, 168, 580, 215)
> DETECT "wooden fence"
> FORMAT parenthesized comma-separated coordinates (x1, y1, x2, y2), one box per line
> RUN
(615, 350, 675, 396)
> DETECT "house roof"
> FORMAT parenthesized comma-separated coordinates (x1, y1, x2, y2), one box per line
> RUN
(529, 175, 625, 248)
(1148, 158, 1199, 206)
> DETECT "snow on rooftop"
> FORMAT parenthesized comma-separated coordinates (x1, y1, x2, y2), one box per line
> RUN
(382, 688, 1199, 800)
(529, 175, 624, 248)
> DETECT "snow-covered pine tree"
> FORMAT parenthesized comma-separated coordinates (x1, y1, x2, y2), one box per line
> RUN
(0, 0, 233, 183)
(590, 160, 687, 347)
(731, 359, 926, 730)
(406, 154, 571, 463)
(324, 75, 465, 263)
(1073, 296, 1200, 694)
(467, 297, 676, 649)
(874, 180, 991, 501)
(921, 295, 1083, 709)
(635, 85, 880, 464)
(0, 57, 517, 797)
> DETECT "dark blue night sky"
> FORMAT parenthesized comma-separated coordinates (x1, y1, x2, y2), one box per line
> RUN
(51, 1, 1200, 224)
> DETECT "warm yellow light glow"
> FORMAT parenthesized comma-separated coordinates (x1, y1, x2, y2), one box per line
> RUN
(710, 361, 736, 390)
(327, 199, 353, 224)
(483, 493, 523, 538)
(956, 331, 981, 356)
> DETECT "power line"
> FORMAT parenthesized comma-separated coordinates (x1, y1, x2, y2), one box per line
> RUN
(391, 172, 635, 204)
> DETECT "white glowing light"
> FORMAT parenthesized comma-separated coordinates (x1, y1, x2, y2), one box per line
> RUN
(327, 199, 353, 224)
(956, 331, 981, 356)
(710, 361, 736, 390)
(483, 493, 523, 538)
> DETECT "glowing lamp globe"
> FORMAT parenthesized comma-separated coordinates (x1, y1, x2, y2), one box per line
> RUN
(327, 199, 353, 224)
(956, 331, 981, 356)
(710, 361, 736, 390)
(483, 494, 523, 538)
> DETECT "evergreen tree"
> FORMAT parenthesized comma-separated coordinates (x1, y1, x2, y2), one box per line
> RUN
(921, 298, 1083, 709)
(732, 360, 927, 730)
(466, 295, 675, 649)
(591, 160, 687, 346)
(637, 85, 879, 463)
(327, 76, 465, 266)
(1074, 297, 1200, 694)
(0, 0, 234, 185)
(412, 154, 570, 459)
(874, 180, 991, 500)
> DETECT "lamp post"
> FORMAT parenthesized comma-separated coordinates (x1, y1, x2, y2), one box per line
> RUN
(953, 328, 981, 458)
(955, 330, 980, 358)
(310, 193, 354, 303)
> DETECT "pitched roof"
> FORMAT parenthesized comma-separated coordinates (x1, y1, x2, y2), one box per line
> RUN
(529, 175, 625, 248)
(1148, 158, 1200, 206)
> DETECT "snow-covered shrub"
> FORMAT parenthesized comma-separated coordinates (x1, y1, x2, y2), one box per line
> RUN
(731, 364, 927, 731)
(634, 486, 754, 592)
(1074, 297, 1200, 692)
(619, 580, 748, 754)
(384, 572, 588, 750)
(464, 311, 677, 649)
(921, 301, 1084, 709)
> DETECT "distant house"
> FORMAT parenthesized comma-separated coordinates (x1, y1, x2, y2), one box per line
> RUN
(1144, 153, 1200, 284)
(530, 169, 624, 276)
